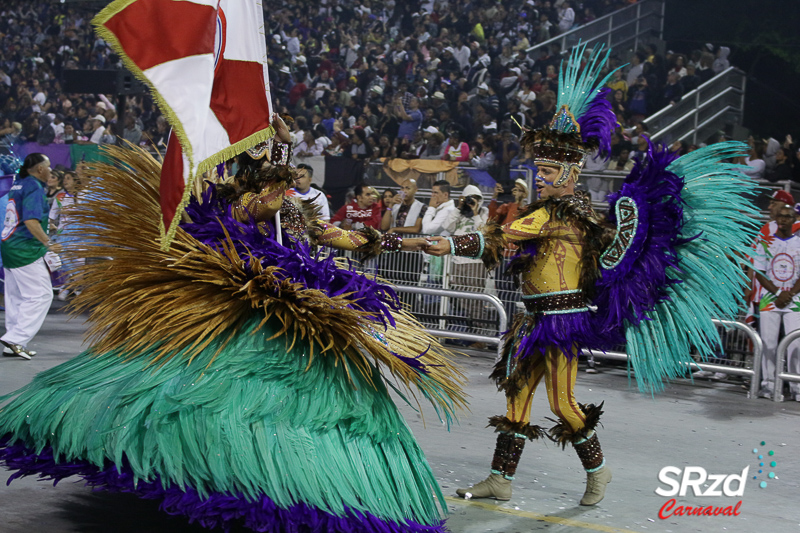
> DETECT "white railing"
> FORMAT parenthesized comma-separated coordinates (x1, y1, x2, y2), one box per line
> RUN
(525, 0, 664, 58)
(647, 67, 747, 145)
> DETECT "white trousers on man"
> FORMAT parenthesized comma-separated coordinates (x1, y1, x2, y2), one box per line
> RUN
(2, 257, 53, 347)
(759, 309, 800, 396)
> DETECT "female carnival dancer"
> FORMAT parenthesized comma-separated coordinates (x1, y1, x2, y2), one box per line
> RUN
(0, 115, 466, 532)
(427, 44, 759, 505)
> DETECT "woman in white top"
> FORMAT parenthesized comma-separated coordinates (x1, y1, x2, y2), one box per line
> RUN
(48, 170, 84, 300)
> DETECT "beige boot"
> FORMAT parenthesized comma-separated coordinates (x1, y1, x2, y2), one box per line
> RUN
(456, 473, 512, 500)
(580, 465, 612, 505)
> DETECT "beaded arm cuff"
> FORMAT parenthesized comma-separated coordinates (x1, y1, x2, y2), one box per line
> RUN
(380, 232, 403, 254)
(449, 233, 484, 259)
(271, 141, 292, 166)
(449, 223, 506, 270)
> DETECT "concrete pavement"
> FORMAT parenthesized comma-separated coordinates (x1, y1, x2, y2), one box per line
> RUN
(0, 303, 798, 533)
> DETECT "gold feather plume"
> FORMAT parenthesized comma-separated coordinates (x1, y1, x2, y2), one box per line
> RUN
(66, 145, 466, 416)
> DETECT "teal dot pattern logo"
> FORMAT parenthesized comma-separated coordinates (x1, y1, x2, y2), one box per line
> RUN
(753, 441, 777, 488)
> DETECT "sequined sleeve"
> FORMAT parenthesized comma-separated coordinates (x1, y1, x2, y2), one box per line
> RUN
(232, 187, 285, 223)
(311, 223, 401, 259)
(448, 209, 548, 257)
(280, 199, 306, 241)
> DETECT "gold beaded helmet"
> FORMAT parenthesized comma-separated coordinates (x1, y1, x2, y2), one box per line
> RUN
(522, 44, 620, 188)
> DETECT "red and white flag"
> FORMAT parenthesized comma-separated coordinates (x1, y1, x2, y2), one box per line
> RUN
(94, 0, 273, 245)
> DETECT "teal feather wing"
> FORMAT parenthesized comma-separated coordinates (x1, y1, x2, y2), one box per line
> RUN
(625, 141, 762, 392)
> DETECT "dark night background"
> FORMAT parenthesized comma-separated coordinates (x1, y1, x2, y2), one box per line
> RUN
(663, 0, 800, 140)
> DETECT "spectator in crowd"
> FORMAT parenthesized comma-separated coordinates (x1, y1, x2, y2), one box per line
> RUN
(627, 76, 652, 122)
(382, 178, 426, 234)
(489, 179, 528, 226)
(766, 148, 792, 183)
(122, 112, 142, 146)
(394, 95, 423, 141)
(78, 114, 106, 145)
(470, 139, 496, 170)
(712, 46, 730, 74)
(740, 140, 766, 181)
(379, 189, 396, 217)
(608, 146, 635, 172)
(1, 153, 54, 360)
(349, 128, 370, 160)
(422, 180, 456, 235)
(680, 65, 701, 93)
(661, 71, 684, 107)
(48, 169, 82, 300)
(293, 129, 322, 158)
(443, 184, 489, 346)
(330, 183, 381, 230)
(442, 130, 470, 162)
(626, 51, 646, 87)
(751, 203, 800, 400)
(557, 1, 576, 33)
(289, 163, 330, 221)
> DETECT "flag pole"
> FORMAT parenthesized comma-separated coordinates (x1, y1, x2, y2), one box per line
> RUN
(274, 210, 282, 246)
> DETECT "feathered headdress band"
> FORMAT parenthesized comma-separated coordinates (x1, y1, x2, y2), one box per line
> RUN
(522, 43, 619, 186)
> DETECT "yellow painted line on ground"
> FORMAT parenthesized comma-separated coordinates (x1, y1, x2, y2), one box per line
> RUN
(444, 497, 638, 533)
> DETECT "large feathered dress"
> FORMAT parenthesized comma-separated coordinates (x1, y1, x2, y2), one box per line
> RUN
(0, 146, 465, 533)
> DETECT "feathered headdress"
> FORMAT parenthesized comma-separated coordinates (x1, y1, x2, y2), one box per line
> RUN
(522, 43, 618, 186)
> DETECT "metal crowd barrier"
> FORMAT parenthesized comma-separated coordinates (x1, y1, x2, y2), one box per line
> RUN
(773, 329, 800, 402)
(395, 285, 507, 360)
(583, 319, 763, 400)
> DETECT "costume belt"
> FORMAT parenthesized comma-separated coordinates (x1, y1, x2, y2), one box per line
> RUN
(522, 290, 588, 314)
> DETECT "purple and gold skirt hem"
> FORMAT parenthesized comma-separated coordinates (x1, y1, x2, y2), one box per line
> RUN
(0, 437, 446, 533)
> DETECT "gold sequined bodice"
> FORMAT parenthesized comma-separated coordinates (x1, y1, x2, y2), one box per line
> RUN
(502, 206, 584, 297)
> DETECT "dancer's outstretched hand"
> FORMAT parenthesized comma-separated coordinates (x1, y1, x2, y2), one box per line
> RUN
(271, 113, 292, 144)
(400, 238, 430, 252)
(425, 236, 452, 256)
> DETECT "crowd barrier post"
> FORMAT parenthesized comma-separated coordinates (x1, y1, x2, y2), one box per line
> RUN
(584, 319, 763, 400)
(394, 285, 507, 361)
(773, 328, 800, 402)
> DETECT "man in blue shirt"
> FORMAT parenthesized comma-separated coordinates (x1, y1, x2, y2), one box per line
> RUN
(1, 153, 54, 359)
(394, 96, 423, 141)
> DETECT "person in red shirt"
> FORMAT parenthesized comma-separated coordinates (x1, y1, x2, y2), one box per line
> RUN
(488, 178, 529, 225)
(287, 72, 307, 107)
(330, 184, 382, 230)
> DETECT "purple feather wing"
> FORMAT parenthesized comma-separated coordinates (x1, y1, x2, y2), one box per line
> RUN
(592, 140, 685, 333)
(577, 88, 616, 159)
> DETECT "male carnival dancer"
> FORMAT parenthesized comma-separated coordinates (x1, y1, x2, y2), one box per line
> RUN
(428, 45, 760, 509)
(426, 48, 619, 506)
(428, 136, 612, 506)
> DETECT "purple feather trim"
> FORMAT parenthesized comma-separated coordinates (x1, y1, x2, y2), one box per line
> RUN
(0, 437, 446, 533)
(577, 88, 616, 158)
(511, 311, 624, 361)
(181, 184, 401, 331)
(593, 140, 684, 332)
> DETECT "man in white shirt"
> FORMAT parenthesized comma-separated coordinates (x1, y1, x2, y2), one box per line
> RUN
(293, 130, 322, 158)
(289, 164, 330, 221)
(421, 180, 456, 235)
(381, 179, 426, 234)
(752, 203, 800, 400)
(83, 115, 106, 144)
